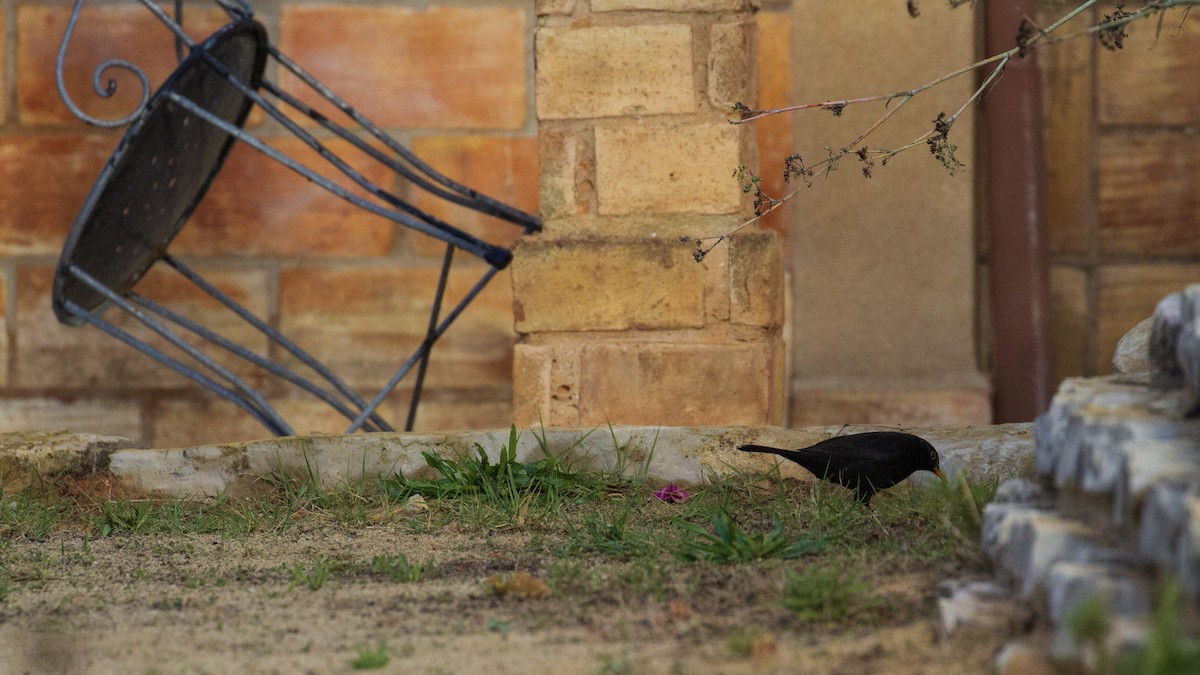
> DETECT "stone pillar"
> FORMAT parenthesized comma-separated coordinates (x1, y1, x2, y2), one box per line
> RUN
(514, 0, 785, 427)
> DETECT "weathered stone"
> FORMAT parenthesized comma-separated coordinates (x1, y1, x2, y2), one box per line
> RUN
(937, 579, 1030, 638)
(910, 424, 1034, 485)
(982, 503, 1097, 599)
(87, 424, 1033, 499)
(0, 430, 140, 493)
(1036, 376, 1200, 495)
(1113, 316, 1152, 376)
(1048, 561, 1150, 660)
(1178, 497, 1200, 597)
(992, 477, 1054, 507)
(1137, 481, 1198, 569)
(1047, 561, 1150, 625)
(1113, 438, 1200, 516)
(1178, 285, 1200, 415)
(994, 641, 1057, 675)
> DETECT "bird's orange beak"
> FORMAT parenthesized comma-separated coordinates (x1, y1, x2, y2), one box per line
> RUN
(934, 467, 946, 481)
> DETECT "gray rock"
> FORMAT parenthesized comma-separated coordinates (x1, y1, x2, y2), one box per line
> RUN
(982, 502, 1097, 599)
(1114, 316, 1153, 376)
(1179, 285, 1200, 415)
(1150, 291, 1185, 389)
(1175, 496, 1200, 597)
(1113, 438, 1200, 517)
(992, 477, 1053, 507)
(1047, 561, 1150, 624)
(937, 579, 1029, 637)
(1137, 481, 1198, 569)
(994, 641, 1057, 675)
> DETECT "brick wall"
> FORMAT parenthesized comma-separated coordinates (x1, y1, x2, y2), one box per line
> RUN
(1042, 4, 1200, 383)
(514, 0, 787, 428)
(0, 0, 538, 445)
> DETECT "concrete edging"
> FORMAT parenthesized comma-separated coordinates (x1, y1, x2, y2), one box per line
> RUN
(1, 423, 1034, 499)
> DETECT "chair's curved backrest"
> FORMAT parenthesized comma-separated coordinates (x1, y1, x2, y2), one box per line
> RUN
(52, 0, 541, 436)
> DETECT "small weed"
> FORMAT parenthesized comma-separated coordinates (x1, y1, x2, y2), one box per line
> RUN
(350, 641, 390, 670)
(289, 557, 333, 591)
(782, 564, 870, 622)
(560, 507, 655, 559)
(726, 624, 771, 657)
(675, 509, 826, 563)
(594, 653, 634, 675)
(370, 554, 430, 583)
(484, 618, 511, 634)
(0, 492, 72, 540)
(1070, 579, 1200, 675)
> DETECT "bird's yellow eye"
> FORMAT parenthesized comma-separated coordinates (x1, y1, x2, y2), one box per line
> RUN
(930, 450, 937, 461)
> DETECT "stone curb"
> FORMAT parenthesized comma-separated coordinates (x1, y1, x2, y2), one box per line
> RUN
(1, 422, 1034, 499)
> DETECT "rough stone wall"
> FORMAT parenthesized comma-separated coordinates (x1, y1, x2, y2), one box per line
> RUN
(514, 0, 787, 427)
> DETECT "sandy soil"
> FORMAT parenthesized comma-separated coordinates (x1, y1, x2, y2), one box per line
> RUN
(0, 517, 1022, 675)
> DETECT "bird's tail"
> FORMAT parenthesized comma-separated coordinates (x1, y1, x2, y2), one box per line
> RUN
(737, 444, 802, 462)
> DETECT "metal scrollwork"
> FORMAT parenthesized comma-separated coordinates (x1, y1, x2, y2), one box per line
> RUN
(56, 0, 151, 127)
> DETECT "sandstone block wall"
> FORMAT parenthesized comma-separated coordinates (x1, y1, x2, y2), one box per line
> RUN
(514, 0, 786, 427)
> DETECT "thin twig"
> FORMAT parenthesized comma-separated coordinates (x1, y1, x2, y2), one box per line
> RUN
(689, 0, 1199, 260)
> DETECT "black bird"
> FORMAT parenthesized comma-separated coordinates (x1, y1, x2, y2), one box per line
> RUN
(738, 431, 945, 505)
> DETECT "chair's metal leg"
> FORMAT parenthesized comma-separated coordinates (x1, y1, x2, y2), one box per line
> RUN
(59, 298, 290, 436)
(128, 293, 385, 432)
(346, 267, 500, 433)
(404, 245, 455, 431)
(164, 255, 393, 432)
(265, 47, 541, 233)
(65, 265, 294, 435)
(165, 91, 509, 267)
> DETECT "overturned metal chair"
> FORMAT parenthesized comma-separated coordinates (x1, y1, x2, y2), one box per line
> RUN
(52, 0, 540, 435)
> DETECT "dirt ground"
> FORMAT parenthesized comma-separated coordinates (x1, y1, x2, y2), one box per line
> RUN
(0, 517, 1022, 675)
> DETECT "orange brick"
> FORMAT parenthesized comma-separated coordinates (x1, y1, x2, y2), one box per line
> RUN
(406, 135, 539, 257)
(578, 341, 781, 426)
(536, 25, 695, 120)
(1097, 14, 1200, 126)
(754, 11, 795, 237)
(18, 5, 229, 125)
(280, 6, 526, 130)
(18, 265, 271, 389)
(594, 120, 743, 215)
(0, 397, 143, 441)
(408, 391, 512, 433)
(176, 137, 394, 257)
(277, 265, 516, 392)
(511, 239, 706, 332)
(1099, 132, 1200, 256)
(0, 11, 7, 122)
(149, 396, 396, 447)
(0, 135, 114, 255)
